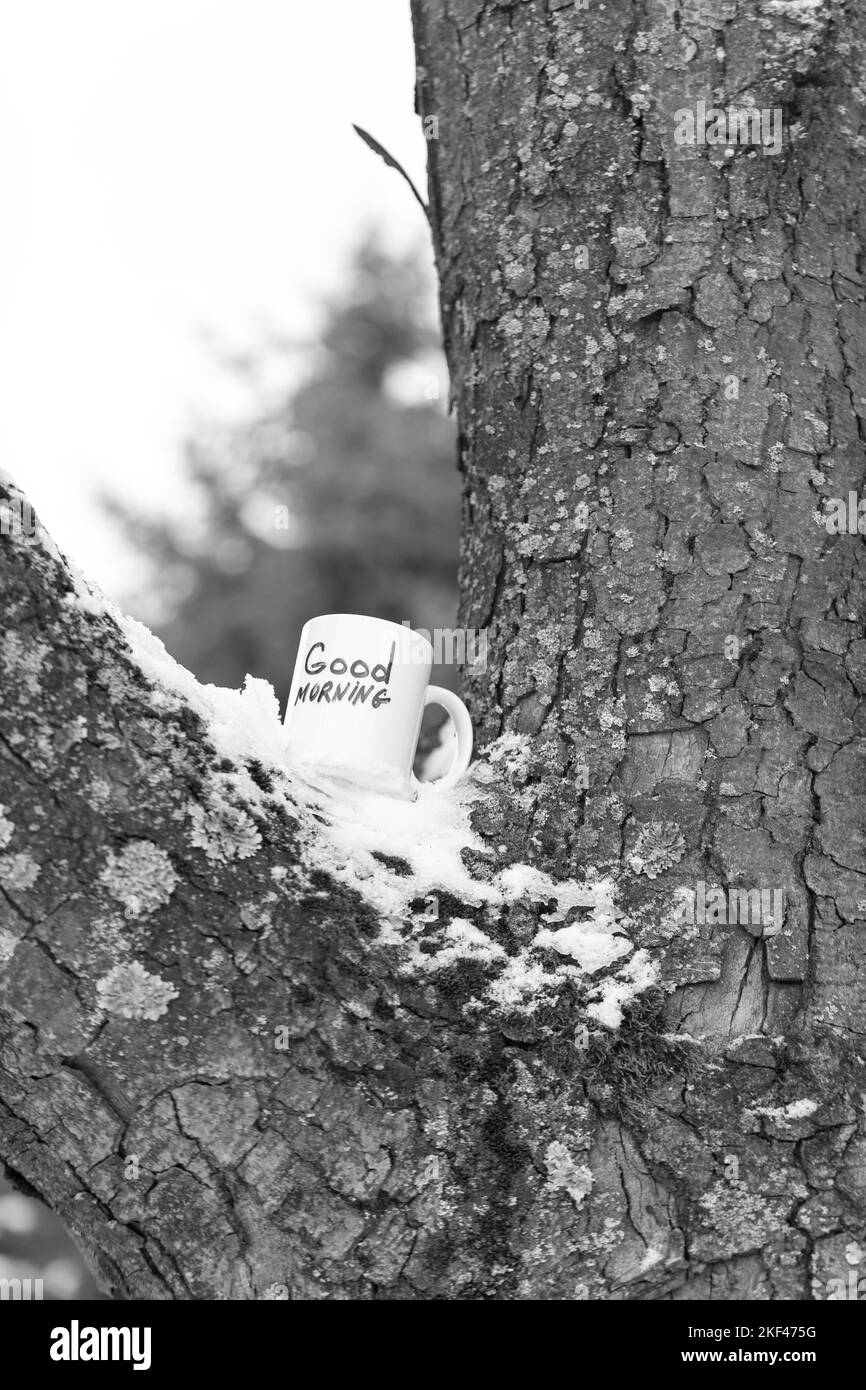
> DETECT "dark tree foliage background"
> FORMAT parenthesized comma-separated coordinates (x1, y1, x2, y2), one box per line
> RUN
(0, 236, 459, 1297)
(109, 237, 459, 701)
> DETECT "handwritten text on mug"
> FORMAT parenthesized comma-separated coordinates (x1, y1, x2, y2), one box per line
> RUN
(293, 640, 395, 708)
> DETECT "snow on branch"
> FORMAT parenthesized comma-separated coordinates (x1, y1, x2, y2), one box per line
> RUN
(0, 472, 656, 1031)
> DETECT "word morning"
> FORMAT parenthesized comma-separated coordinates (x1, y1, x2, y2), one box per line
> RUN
(294, 640, 394, 709)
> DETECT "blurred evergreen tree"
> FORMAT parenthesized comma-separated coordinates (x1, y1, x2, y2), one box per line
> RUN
(109, 238, 459, 704)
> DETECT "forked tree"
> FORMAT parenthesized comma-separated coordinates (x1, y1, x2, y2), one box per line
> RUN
(1, 0, 864, 1300)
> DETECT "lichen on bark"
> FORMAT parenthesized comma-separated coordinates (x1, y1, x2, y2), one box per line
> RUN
(411, 0, 866, 1297)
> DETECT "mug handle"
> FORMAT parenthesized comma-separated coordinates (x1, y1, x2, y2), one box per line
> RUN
(412, 685, 474, 792)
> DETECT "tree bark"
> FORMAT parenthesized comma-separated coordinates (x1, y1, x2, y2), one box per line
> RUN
(1, 0, 865, 1300)
(411, 0, 865, 1297)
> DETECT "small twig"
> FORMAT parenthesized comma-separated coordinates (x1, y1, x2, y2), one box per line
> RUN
(352, 123, 429, 222)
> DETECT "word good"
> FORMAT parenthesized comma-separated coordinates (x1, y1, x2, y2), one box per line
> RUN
(293, 640, 395, 709)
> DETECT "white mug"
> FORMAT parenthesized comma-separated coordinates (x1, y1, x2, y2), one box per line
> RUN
(283, 614, 474, 799)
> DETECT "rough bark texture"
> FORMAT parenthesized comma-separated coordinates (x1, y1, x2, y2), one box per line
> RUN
(0, 0, 864, 1302)
(411, 0, 866, 1296)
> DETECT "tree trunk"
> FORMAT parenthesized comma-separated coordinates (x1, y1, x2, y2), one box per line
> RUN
(412, 0, 866, 1297)
(1, 0, 865, 1300)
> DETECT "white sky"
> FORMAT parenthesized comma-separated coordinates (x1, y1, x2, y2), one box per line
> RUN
(0, 0, 428, 597)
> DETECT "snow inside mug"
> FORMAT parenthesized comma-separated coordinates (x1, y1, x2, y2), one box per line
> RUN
(283, 614, 473, 799)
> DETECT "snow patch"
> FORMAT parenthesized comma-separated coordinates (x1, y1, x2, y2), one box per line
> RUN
(534, 922, 632, 973)
(750, 1097, 819, 1122)
(424, 918, 508, 970)
(119, 615, 290, 775)
(486, 957, 563, 1011)
(587, 951, 657, 1030)
(762, 0, 823, 21)
(83, 609, 659, 1029)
